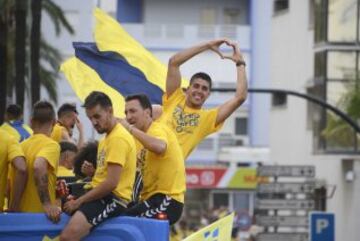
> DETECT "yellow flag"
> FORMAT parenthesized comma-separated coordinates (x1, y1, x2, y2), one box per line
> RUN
(42, 235, 59, 241)
(183, 213, 234, 241)
(60, 57, 126, 118)
(93, 8, 188, 90)
(61, 8, 188, 118)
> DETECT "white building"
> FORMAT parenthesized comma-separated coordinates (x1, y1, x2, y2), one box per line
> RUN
(269, 1, 360, 241)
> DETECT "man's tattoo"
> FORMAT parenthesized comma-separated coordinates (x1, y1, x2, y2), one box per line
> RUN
(34, 174, 51, 204)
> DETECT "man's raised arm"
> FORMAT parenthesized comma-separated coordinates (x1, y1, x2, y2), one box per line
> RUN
(216, 42, 248, 126)
(166, 39, 229, 97)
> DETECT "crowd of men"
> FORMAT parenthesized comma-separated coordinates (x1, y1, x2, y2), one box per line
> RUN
(0, 39, 247, 241)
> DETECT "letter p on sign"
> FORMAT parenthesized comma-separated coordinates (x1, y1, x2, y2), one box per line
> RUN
(310, 212, 334, 241)
(316, 219, 329, 234)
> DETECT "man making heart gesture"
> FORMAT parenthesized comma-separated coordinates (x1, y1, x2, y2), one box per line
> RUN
(157, 38, 248, 160)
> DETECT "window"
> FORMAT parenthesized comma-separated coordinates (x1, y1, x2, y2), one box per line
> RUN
(235, 117, 248, 135)
(311, 51, 360, 153)
(327, 0, 357, 42)
(272, 92, 287, 107)
(314, 0, 327, 43)
(273, 0, 289, 13)
(313, 0, 360, 153)
(212, 193, 229, 208)
(210, 191, 255, 214)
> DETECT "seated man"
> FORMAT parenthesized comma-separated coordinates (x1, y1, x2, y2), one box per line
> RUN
(0, 130, 27, 211)
(60, 91, 136, 241)
(121, 94, 185, 225)
(11, 101, 61, 223)
(1, 104, 32, 142)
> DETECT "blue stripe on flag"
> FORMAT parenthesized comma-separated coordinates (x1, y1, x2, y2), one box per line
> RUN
(73, 42, 163, 104)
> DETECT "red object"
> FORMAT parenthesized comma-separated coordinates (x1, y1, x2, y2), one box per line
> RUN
(56, 179, 69, 198)
(156, 213, 168, 220)
(186, 167, 227, 188)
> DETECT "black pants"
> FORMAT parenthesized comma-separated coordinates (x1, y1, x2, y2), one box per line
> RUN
(78, 193, 127, 228)
(126, 193, 183, 225)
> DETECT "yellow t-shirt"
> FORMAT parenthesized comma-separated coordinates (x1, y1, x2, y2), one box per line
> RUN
(0, 130, 24, 211)
(159, 88, 223, 159)
(16, 134, 60, 212)
(139, 121, 186, 203)
(90, 123, 136, 202)
(57, 166, 74, 177)
(1, 122, 33, 142)
(50, 123, 67, 142)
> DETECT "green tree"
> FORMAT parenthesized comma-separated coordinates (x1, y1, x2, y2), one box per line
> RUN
(322, 85, 360, 149)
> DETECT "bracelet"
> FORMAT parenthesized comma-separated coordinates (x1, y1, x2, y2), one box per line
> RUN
(236, 60, 246, 67)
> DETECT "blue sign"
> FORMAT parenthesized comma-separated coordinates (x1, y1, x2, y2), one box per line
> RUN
(310, 212, 335, 241)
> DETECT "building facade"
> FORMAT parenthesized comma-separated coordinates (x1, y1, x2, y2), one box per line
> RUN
(269, 1, 360, 240)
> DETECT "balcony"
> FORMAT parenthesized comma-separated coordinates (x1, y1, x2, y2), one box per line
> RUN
(122, 24, 251, 50)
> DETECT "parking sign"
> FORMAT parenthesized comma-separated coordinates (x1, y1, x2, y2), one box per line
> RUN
(310, 212, 335, 241)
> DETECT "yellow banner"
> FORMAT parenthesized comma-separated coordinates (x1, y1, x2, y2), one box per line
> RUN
(182, 213, 234, 241)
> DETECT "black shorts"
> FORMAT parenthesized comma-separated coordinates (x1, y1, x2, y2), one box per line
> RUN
(125, 193, 183, 225)
(78, 193, 127, 228)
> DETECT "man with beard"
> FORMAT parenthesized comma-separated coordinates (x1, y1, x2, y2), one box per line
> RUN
(60, 91, 136, 241)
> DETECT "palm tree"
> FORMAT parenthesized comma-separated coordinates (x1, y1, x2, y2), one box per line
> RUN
(1, 0, 74, 119)
(15, 0, 27, 108)
(30, 0, 74, 105)
(0, 0, 10, 123)
(31, 0, 42, 105)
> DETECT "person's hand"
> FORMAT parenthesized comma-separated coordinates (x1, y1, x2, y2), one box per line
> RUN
(75, 116, 84, 133)
(43, 203, 61, 223)
(56, 179, 69, 198)
(208, 38, 232, 59)
(222, 41, 244, 64)
(63, 198, 81, 215)
(81, 161, 95, 177)
(116, 118, 134, 133)
(116, 118, 130, 127)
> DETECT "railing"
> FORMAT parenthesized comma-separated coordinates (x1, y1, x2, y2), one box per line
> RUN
(122, 24, 251, 49)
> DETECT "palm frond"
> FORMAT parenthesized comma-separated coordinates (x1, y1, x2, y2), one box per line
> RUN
(39, 66, 58, 103)
(40, 36, 62, 71)
(42, 0, 74, 36)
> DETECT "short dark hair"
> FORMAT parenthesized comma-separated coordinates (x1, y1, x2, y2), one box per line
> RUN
(32, 101, 55, 124)
(60, 141, 78, 154)
(6, 104, 22, 119)
(83, 91, 112, 109)
(57, 103, 78, 118)
(125, 93, 153, 116)
(73, 141, 98, 178)
(189, 72, 212, 89)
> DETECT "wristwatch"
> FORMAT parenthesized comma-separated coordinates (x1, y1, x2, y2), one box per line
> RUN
(236, 60, 246, 67)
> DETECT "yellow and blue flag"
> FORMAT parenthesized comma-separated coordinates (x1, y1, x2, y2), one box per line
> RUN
(182, 213, 234, 241)
(60, 8, 187, 117)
